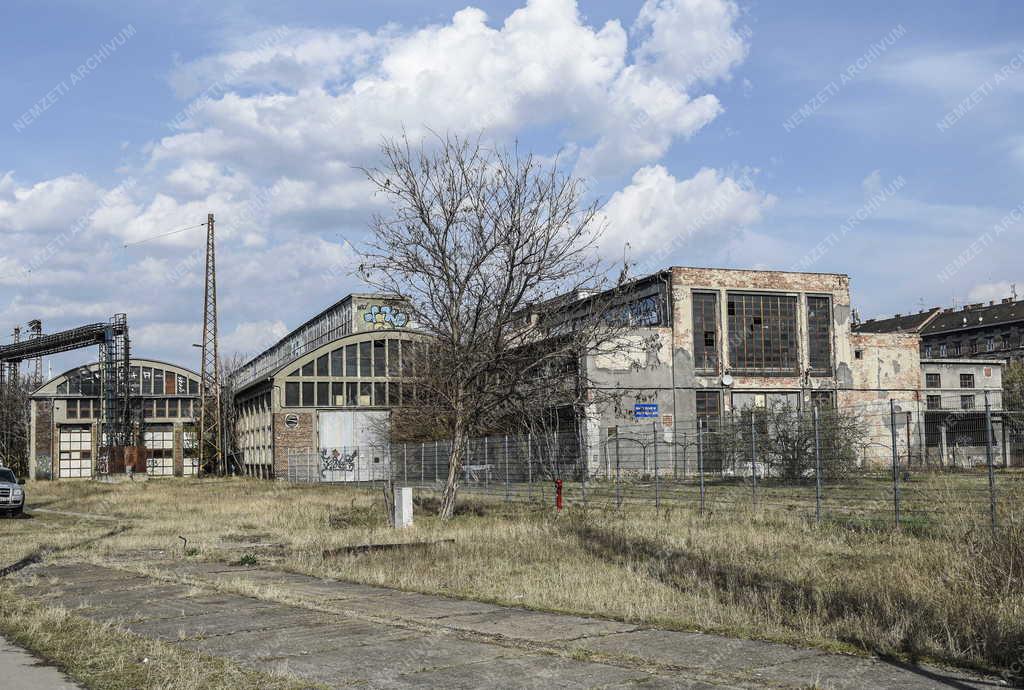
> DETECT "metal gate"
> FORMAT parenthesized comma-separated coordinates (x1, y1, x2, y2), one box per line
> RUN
(317, 410, 389, 482)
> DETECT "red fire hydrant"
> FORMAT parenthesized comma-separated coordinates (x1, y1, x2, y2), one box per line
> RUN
(555, 480, 563, 511)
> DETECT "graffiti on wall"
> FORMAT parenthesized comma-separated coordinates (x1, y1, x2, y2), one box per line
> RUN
(363, 304, 408, 330)
(320, 447, 358, 475)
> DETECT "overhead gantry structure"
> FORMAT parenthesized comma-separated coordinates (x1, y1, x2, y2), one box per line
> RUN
(0, 314, 132, 473)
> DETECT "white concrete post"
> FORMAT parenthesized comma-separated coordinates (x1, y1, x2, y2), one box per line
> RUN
(394, 486, 413, 528)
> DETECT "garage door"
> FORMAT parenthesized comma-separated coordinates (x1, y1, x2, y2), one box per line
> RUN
(58, 425, 93, 478)
(145, 426, 175, 476)
(317, 410, 389, 482)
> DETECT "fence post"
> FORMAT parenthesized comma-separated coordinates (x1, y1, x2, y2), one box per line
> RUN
(889, 399, 901, 529)
(750, 412, 757, 509)
(403, 444, 408, 484)
(420, 442, 425, 484)
(484, 436, 489, 490)
(813, 405, 822, 525)
(434, 440, 438, 484)
(697, 418, 706, 517)
(984, 390, 997, 533)
(615, 433, 622, 509)
(504, 434, 510, 503)
(527, 432, 533, 500)
(652, 421, 660, 510)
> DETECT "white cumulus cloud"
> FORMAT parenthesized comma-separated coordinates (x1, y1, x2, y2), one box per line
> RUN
(598, 165, 774, 261)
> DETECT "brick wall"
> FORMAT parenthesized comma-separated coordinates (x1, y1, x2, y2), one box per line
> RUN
(272, 411, 316, 476)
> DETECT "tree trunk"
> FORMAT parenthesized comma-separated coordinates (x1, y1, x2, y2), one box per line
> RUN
(439, 420, 468, 521)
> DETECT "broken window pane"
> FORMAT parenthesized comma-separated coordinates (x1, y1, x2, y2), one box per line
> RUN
(373, 340, 386, 377)
(692, 292, 719, 373)
(727, 293, 799, 375)
(807, 296, 832, 375)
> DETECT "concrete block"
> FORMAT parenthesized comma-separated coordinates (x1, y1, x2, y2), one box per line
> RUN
(395, 486, 413, 528)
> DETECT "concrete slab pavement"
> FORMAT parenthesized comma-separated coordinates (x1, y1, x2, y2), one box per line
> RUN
(10, 561, 1006, 689)
(0, 635, 84, 690)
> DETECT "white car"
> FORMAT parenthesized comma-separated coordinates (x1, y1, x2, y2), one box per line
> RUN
(0, 467, 25, 517)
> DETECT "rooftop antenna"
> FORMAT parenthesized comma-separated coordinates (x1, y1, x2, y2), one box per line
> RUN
(1012, 283, 1018, 300)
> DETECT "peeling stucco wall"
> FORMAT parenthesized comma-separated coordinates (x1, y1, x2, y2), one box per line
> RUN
(671, 267, 854, 404)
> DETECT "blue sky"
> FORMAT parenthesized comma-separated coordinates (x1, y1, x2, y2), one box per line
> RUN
(2, 0, 1023, 376)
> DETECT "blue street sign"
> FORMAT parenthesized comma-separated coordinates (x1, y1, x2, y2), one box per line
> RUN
(635, 403, 659, 419)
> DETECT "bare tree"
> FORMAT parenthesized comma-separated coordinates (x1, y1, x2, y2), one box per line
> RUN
(0, 371, 32, 476)
(360, 133, 629, 520)
(219, 352, 249, 476)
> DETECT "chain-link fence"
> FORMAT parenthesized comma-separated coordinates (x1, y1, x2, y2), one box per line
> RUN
(285, 444, 391, 483)
(285, 390, 1024, 532)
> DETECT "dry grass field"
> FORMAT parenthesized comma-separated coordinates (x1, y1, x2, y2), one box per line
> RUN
(1, 474, 1021, 683)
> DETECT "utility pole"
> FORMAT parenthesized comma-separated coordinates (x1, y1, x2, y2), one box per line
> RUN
(199, 213, 222, 476)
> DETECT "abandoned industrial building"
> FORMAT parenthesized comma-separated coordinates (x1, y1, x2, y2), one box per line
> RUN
(6, 268, 1020, 482)
(28, 358, 201, 479)
(562, 266, 903, 472)
(230, 293, 424, 479)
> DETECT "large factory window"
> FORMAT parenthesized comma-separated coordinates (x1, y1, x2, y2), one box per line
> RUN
(359, 341, 372, 377)
(285, 382, 299, 407)
(807, 296, 832, 375)
(373, 340, 386, 377)
(727, 293, 799, 375)
(346, 344, 358, 376)
(692, 292, 719, 374)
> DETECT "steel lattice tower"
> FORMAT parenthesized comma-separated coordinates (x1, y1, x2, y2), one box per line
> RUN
(199, 213, 222, 476)
(28, 320, 42, 388)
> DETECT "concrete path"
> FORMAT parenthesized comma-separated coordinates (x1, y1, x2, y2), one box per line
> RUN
(0, 635, 84, 689)
(12, 561, 1003, 689)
